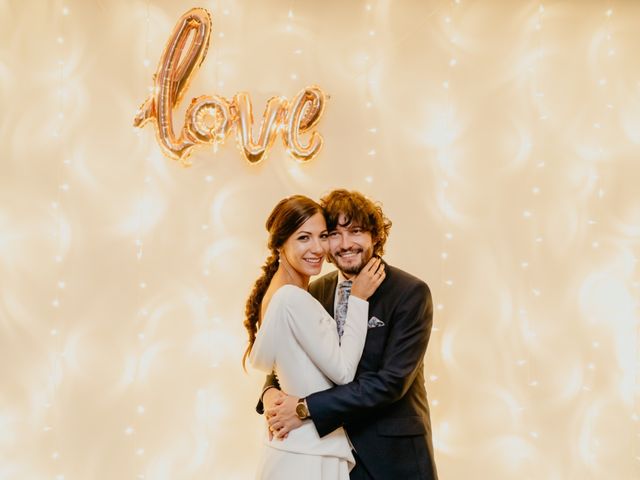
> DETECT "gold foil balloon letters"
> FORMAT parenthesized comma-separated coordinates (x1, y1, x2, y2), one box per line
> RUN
(134, 8, 326, 166)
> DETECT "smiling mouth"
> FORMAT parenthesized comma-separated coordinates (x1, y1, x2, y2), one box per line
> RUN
(303, 257, 323, 265)
(337, 251, 360, 259)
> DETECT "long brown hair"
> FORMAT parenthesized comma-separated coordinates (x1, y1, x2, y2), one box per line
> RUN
(242, 195, 323, 369)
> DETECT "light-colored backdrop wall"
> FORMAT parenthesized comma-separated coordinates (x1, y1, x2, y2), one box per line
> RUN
(1, 0, 639, 478)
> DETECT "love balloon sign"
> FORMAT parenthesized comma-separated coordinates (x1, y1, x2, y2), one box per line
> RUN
(134, 8, 327, 167)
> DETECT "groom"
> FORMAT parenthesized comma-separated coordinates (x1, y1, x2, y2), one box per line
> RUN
(257, 189, 438, 479)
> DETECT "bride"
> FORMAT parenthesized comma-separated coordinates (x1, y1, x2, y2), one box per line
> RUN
(243, 195, 385, 479)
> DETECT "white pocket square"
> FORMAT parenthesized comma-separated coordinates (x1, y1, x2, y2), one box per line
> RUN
(368, 316, 385, 328)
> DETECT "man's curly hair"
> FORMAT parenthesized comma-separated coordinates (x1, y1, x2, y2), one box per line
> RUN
(320, 189, 392, 257)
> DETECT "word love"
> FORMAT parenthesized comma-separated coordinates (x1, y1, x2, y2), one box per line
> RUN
(134, 8, 326, 167)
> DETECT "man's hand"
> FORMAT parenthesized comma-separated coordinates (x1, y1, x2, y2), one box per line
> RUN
(266, 393, 304, 440)
(263, 388, 286, 440)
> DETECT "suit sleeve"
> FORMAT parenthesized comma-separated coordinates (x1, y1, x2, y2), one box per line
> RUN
(305, 281, 433, 437)
(255, 373, 280, 415)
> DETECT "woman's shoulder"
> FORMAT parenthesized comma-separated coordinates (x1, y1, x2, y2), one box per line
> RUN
(271, 284, 316, 308)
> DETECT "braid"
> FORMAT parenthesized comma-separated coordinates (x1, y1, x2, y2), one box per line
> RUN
(242, 252, 279, 369)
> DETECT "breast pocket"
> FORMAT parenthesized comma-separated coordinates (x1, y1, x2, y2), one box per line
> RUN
(361, 325, 388, 369)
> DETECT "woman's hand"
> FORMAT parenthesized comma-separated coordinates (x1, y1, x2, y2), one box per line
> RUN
(350, 257, 385, 300)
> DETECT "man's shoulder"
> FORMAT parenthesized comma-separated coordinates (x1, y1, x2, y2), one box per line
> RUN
(385, 262, 429, 290)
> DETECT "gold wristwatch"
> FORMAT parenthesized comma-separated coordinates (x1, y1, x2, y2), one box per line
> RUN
(295, 398, 310, 420)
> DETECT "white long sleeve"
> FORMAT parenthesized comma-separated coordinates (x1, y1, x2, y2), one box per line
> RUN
(250, 284, 368, 385)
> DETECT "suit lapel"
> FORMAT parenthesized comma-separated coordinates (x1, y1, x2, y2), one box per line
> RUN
(320, 271, 338, 317)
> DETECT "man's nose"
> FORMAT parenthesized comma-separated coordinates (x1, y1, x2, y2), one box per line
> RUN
(339, 233, 353, 250)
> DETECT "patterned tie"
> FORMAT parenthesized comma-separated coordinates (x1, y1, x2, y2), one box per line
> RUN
(335, 280, 352, 339)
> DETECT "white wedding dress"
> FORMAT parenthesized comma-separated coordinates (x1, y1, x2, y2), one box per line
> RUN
(250, 284, 368, 480)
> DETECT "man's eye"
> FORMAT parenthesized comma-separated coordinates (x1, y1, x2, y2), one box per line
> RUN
(329, 232, 339, 237)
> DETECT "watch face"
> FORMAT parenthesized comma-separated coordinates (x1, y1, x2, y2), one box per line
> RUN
(296, 403, 308, 418)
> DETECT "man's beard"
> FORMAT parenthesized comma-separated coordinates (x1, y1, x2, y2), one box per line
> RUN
(329, 247, 373, 275)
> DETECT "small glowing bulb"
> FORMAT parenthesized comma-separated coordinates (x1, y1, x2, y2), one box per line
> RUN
(523, 210, 532, 218)
(218, 32, 225, 38)
(436, 304, 444, 311)
(139, 282, 147, 289)
(444, 279, 454, 286)
(52, 452, 60, 460)
(294, 48, 303, 55)
(125, 426, 135, 436)
(143, 59, 150, 67)
(367, 149, 376, 156)
(442, 80, 449, 89)
(62, 6, 69, 15)
(532, 288, 541, 296)
(444, 16, 451, 24)
(432, 399, 440, 406)
(606, 8, 613, 17)
(449, 58, 457, 67)
(57, 36, 64, 44)
(288, 9, 294, 19)
(217, 80, 225, 88)
(205, 175, 213, 183)
(52, 299, 60, 308)
(441, 252, 448, 260)
(368, 127, 377, 133)
(365, 176, 373, 183)
(136, 448, 145, 456)
(59, 183, 69, 191)
(445, 233, 453, 240)
(368, 30, 376, 36)
(137, 405, 145, 414)
(517, 359, 526, 366)
(530, 431, 539, 439)
(529, 380, 539, 387)
(365, 4, 372, 11)
(365, 101, 373, 108)
(429, 375, 438, 381)
(290, 73, 298, 80)
(532, 187, 540, 194)
(521, 261, 529, 268)
(51, 329, 58, 336)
